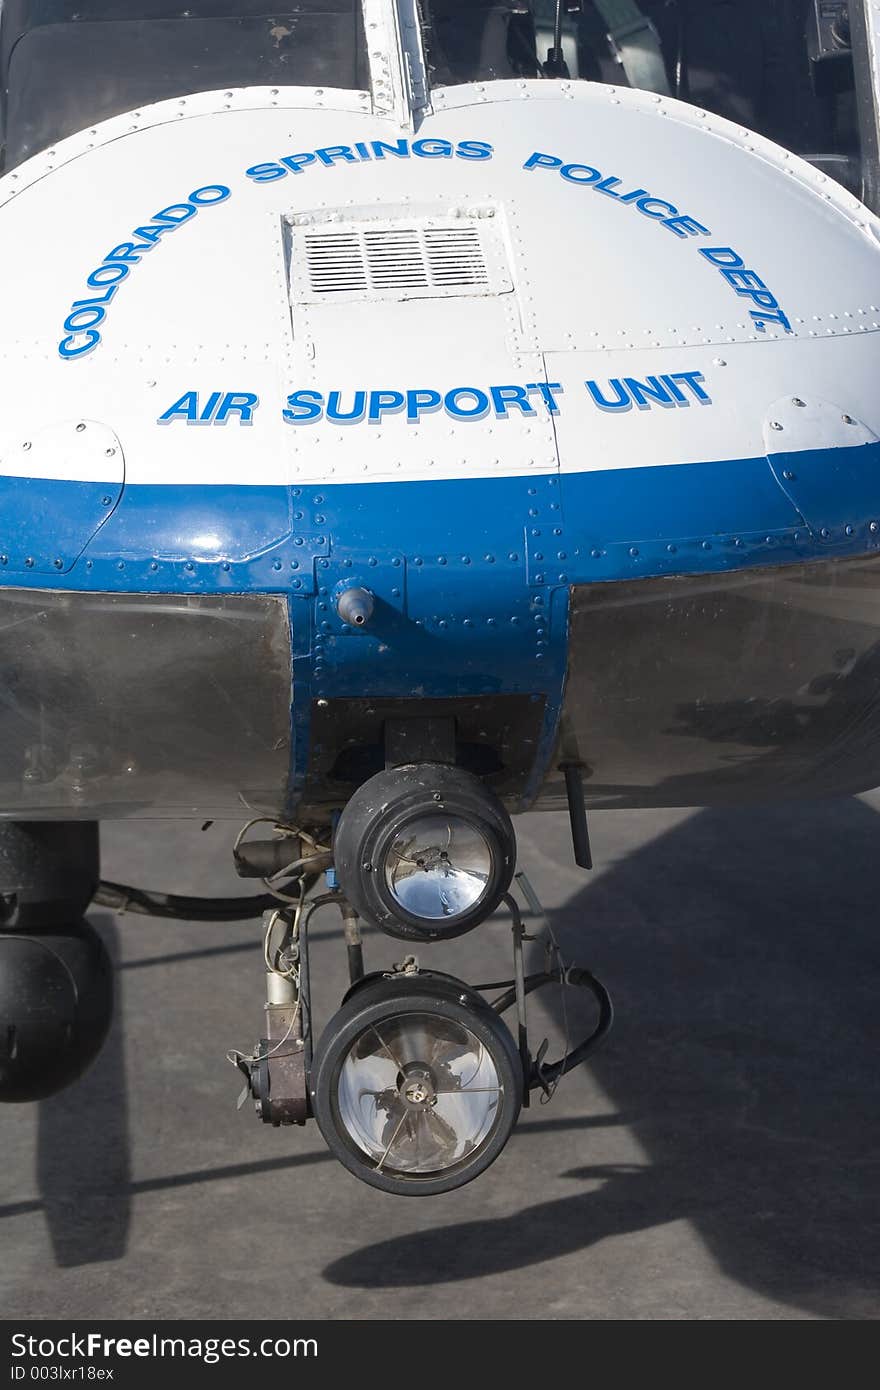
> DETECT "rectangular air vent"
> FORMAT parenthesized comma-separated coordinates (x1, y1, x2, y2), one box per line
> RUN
(289, 210, 512, 304)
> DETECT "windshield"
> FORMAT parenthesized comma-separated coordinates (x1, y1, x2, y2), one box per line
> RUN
(424, 1, 868, 200)
(1, 0, 875, 210)
(0, 1, 369, 171)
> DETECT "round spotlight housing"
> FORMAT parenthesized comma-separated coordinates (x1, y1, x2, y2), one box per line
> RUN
(311, 972, 523, 1195)
(334, 764, 515, 941)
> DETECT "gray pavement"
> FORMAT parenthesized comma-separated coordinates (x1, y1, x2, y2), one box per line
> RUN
(2, 796, 879, 1321)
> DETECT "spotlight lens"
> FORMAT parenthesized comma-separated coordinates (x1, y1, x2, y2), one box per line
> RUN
(384, 815, 493, 920)
(336, 1011, 502, 1175)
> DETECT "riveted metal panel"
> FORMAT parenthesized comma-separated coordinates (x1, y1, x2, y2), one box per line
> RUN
(0, 419, 124, 573)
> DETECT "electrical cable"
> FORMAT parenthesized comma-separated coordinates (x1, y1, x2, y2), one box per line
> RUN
(93, 880, 280, 921)
(488, 966, 613, 1091)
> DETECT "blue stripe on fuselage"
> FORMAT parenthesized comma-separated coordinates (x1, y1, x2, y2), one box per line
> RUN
(1, 445, 878, 808)
(0, 444, 875, 591)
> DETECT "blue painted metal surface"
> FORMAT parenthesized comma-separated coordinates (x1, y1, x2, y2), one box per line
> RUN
(3, 444, 880, 594)
(0, 476, 124, 574)
(2, 442, 879, 806)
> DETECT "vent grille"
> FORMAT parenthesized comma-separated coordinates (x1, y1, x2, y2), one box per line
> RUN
(291, 213, 510, 303)
(424, 226, 490, 288)
(306, 232, 369, 295)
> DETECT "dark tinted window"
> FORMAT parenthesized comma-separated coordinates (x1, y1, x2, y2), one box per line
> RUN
(425, 1, 862, 196)
(1, 1, 368, 169)
(0, 1, 867, 202)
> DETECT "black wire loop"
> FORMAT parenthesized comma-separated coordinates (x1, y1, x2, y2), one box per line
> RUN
(488, 966, 613, 1092)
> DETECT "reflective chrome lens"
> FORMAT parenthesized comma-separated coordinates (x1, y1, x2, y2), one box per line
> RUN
(383, 815, 493, 921)
(336, 1011, 502, 1176)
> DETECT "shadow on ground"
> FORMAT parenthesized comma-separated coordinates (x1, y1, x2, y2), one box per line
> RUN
(325, 799, 880, 1320)
(34, 916, 131, 1268)
(9, 801, 880, 1317)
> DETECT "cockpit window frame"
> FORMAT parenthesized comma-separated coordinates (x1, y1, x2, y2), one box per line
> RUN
(0, 0, 878, 213)
(849, 0, 880, 211)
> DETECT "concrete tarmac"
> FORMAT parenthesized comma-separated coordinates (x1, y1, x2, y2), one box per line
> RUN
(2, 797, 879, 1320)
